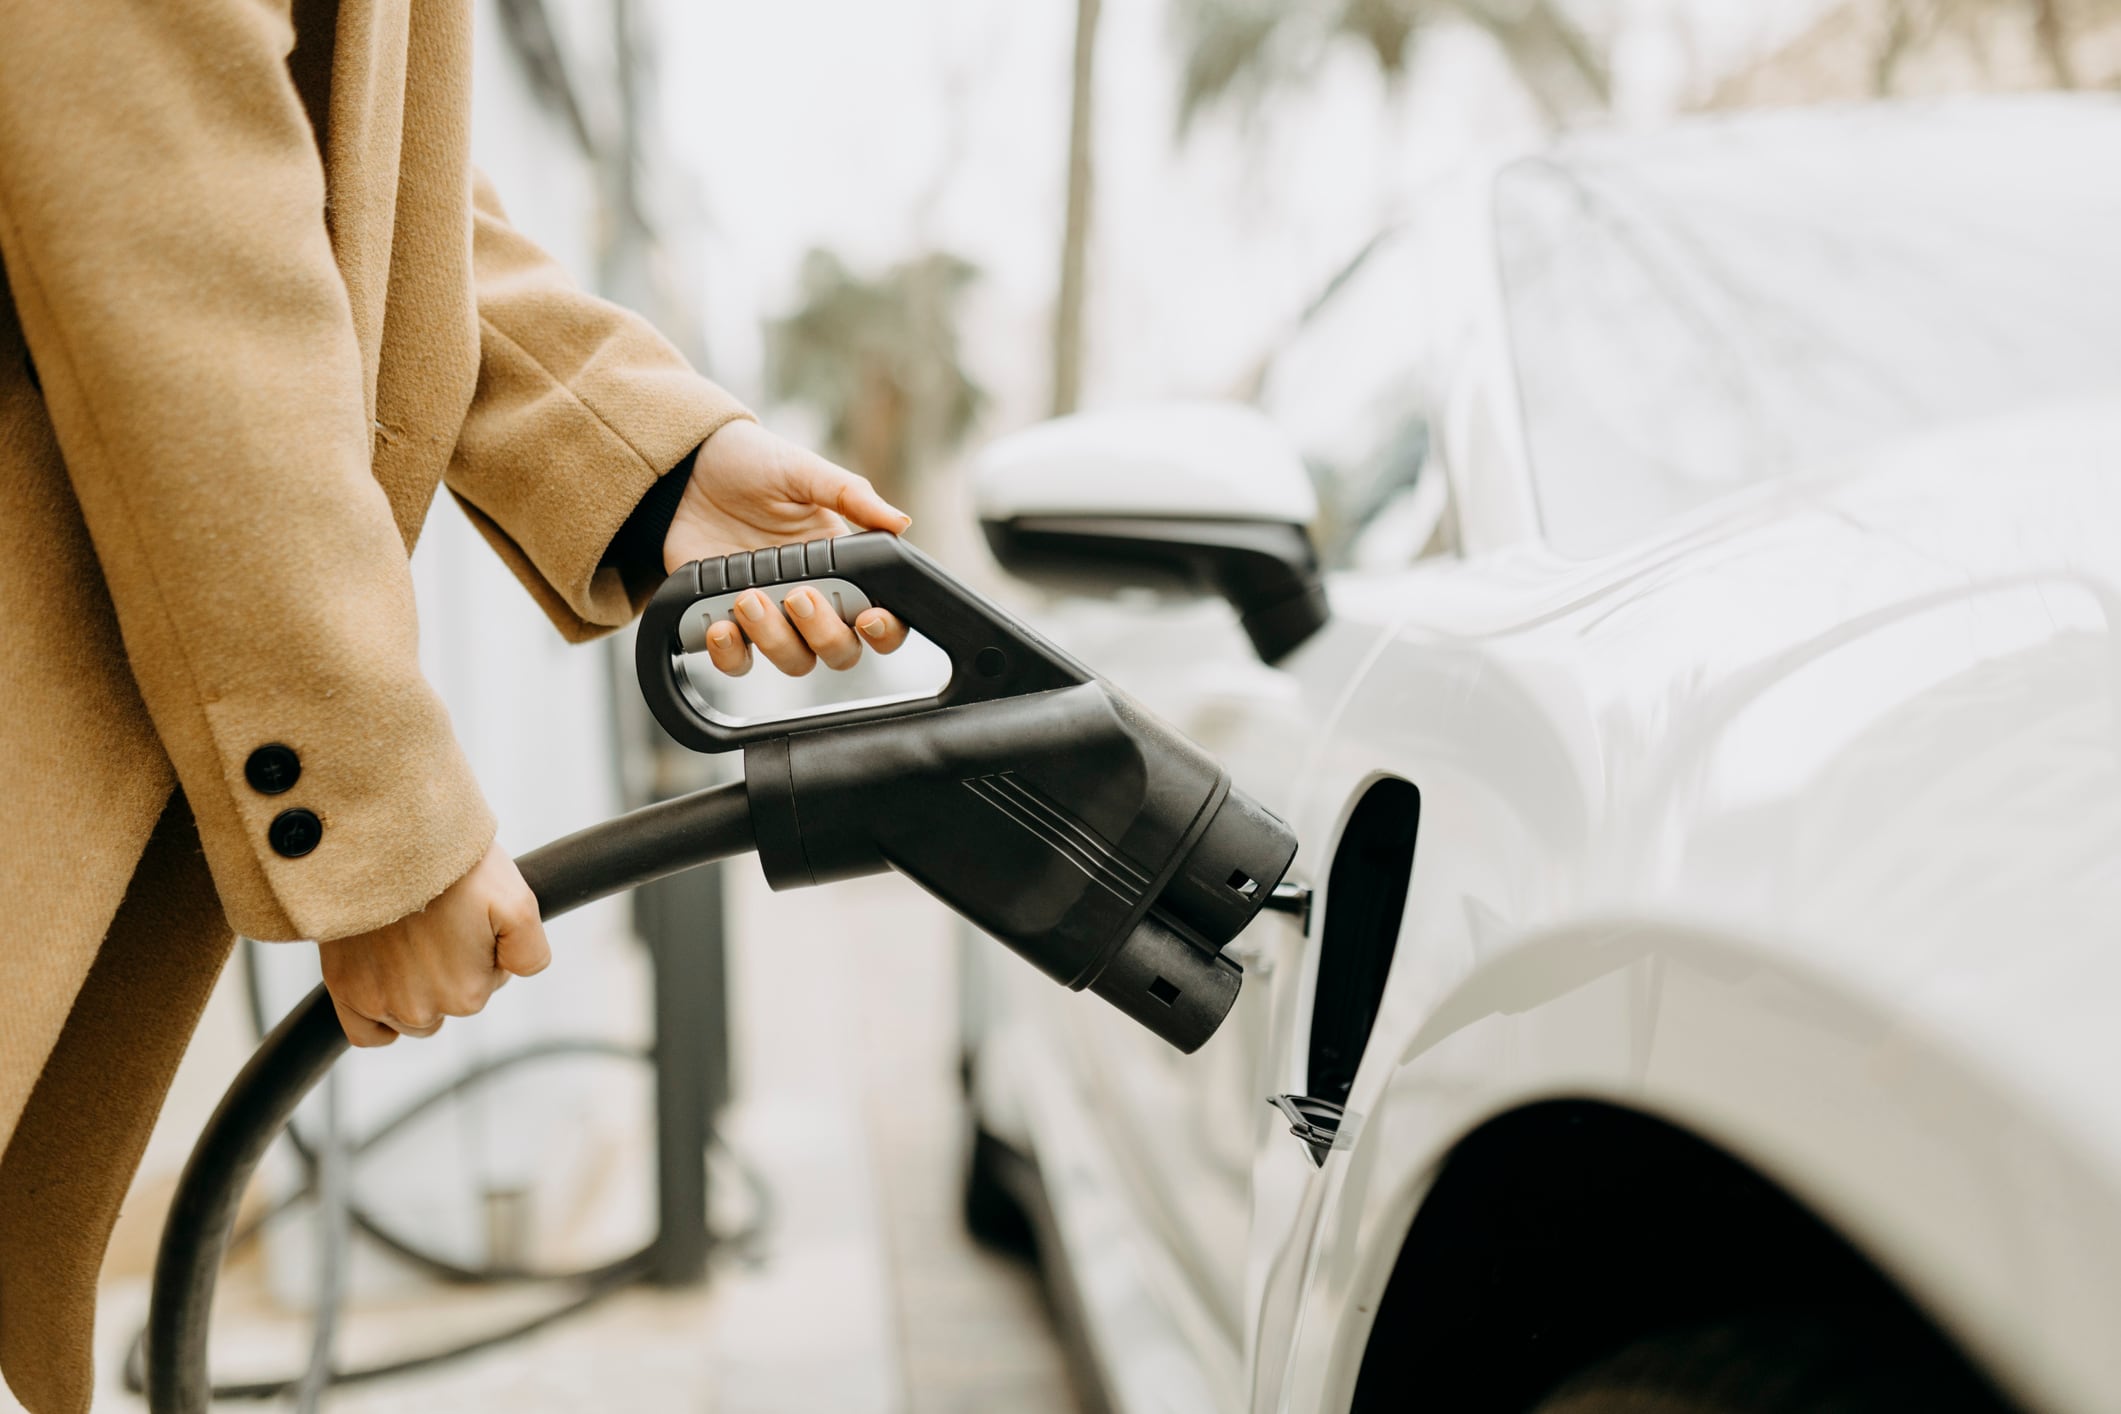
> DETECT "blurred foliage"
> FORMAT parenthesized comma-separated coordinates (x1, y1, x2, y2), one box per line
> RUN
(1714, 0, 2121, 105)
(769, 250, 986, 503)
(1874, 0, 2121, 90)
(1174, 0, 1608, 130)
(1175, 0, 1292, 128)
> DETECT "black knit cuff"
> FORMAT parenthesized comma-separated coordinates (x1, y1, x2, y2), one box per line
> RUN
(604, 446, 698, 598)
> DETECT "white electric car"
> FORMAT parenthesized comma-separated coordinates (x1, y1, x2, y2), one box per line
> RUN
(957, 98, 2121, 1414)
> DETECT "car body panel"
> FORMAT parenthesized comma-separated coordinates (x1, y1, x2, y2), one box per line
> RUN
(1257, 408, 2121, 1414)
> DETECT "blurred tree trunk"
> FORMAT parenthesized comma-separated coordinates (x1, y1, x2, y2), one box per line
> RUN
(1053, 0, 1102, 417)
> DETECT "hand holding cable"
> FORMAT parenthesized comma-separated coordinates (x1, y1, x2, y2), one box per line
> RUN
(316, 842, 551, 1047)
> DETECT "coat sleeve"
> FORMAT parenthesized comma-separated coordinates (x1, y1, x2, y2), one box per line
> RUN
(447, 173, 753, 642)
(0, 0, 494, 943)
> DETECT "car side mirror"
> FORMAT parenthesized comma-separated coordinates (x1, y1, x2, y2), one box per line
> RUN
(972, 403, 1329, 663)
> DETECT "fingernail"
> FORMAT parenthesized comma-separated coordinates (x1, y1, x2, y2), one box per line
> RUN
(739, 593, 766, 622)
(860, 617, 887, 639)
(787, 590, 815, 619)
(709, 623, 735, 649)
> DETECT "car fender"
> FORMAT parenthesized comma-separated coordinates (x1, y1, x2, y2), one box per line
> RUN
(1255, 915, 2121, 1414)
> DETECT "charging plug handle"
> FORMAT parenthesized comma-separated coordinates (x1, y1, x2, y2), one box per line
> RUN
(638, 532, 1091, 752)
(640, 531, 1299, 1056)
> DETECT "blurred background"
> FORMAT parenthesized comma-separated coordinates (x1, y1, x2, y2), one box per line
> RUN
(43, 1, 2121, 1410)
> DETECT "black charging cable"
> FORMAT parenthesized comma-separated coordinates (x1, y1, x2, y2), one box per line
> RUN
(129, 780, 770, 1403)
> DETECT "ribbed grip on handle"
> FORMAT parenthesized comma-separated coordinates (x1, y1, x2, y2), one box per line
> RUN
(635, 531, 1094, 752)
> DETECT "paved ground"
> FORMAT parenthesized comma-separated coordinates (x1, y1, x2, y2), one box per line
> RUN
(34, 869, 1076, 1414)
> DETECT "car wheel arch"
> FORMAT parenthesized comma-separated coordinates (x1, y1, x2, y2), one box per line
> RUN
(1341, 1098, 2011, 1413)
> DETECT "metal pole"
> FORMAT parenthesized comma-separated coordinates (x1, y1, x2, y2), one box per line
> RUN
(635, 856, 728, 1285)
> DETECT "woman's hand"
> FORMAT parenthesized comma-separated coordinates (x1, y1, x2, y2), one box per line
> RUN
(663, 420, 914, 677)
(317, 842, 550, 1047)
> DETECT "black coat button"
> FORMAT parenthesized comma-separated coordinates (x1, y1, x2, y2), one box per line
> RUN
(245, 743, 301, 795)
(269, 808, 322, 858)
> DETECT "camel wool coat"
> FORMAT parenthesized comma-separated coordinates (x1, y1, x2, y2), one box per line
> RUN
(0, 0, 749, 1406)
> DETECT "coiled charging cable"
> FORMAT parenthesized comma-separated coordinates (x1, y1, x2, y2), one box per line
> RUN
(138, 781, 763, 1410)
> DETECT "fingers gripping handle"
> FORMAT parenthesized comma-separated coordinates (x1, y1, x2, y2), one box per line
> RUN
(676, 579, 871, 652)
(636, 532, 1094, 752)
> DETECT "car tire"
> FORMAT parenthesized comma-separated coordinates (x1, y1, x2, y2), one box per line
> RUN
(963, 1119, 1037, 1256)
(1530, 1314, 2010, 1414)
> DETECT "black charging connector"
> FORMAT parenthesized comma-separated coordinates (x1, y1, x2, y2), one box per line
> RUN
(638, 532, 1298, 1053)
